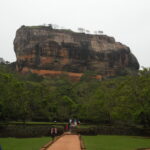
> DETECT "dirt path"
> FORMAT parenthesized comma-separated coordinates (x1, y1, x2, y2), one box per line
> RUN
(46, 135, 81, 150)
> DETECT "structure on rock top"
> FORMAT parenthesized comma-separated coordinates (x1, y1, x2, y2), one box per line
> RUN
(14, 25, 139, 79)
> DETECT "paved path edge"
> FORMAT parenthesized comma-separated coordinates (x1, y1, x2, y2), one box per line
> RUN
(40, 133, 86, 150)
(79, 135, 86, 150)
(40, 134, 64, 150)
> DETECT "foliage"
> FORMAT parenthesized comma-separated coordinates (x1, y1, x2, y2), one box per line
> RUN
(0, 124, 63, 137)
(0, 63, 150, 128)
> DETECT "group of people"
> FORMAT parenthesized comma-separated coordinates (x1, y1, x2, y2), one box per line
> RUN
(64, 118, 80, 132)
(50, 119, 80, 140)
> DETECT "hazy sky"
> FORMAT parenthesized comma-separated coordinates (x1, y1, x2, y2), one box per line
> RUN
(0, 0, 150, 67)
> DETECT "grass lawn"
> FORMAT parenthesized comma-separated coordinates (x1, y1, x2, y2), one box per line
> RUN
(0, 137, 51, 150)
(83, 135, 150, 150)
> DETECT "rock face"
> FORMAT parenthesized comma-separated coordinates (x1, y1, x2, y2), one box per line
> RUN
(14, 25, 139, 79)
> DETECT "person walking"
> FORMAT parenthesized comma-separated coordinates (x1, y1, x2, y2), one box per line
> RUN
(65, 123, 69, 131)
(51, 126, 58, 141)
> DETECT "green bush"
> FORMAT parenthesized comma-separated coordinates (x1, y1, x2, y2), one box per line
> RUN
(0, 124, 64, 137)
(76, 125, 150, 136)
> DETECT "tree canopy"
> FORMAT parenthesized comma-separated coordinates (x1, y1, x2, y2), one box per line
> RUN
(0, 63, 150, 127)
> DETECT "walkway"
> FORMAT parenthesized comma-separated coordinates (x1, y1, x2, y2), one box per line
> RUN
(47, 134, 81, 150)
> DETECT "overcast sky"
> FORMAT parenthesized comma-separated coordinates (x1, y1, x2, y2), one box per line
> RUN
(0, 0, 150, 67)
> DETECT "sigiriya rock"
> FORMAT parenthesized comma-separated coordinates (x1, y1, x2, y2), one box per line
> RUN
(14, 25, 139, 79)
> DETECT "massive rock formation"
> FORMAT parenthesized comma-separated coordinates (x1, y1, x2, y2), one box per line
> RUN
(14, 25, 139, 79)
